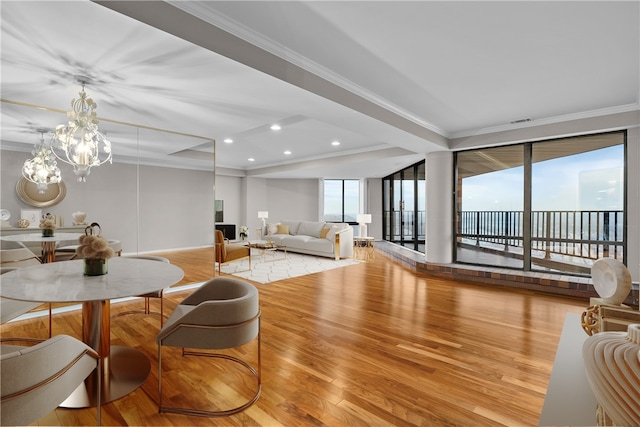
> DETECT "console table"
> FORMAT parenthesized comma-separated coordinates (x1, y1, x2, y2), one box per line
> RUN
(538, 312, 597, 426)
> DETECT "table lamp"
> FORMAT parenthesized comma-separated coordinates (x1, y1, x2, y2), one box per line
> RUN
(258, 211, 268, 239)
(357, 213, 372, 238)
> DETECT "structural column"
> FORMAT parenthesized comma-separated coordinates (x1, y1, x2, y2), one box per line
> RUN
(426, 151, 453, 264)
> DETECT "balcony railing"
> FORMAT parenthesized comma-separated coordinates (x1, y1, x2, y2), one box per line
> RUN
(458, 210, 625, 261)
(383, 210, 426, 240)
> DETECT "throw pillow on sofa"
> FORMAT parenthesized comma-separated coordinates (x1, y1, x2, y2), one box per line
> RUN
(266, 223, 280, 235)
(279, 220, 300, 235)
(276, 224, 290, 235)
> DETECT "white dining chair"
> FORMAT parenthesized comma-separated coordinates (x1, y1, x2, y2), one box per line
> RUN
(1, 334, 101, 425)
(0, 251, 53, 337)
(157, 276, 261, 416)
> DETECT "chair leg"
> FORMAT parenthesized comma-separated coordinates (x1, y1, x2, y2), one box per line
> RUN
(158, 323, 261, 417)
(158, 344, 163, 414)
(48, 303, 52, 338)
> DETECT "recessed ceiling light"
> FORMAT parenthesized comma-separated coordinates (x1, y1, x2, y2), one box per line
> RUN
(331, 140, 340, 146)
(270, 124, 281, 131)
(248, 158, 255, 162)
(224, 138, 233, 143)
(284, 150, 292, 155)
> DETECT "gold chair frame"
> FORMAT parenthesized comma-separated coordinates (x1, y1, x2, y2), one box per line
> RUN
(157, 312, 261, 417)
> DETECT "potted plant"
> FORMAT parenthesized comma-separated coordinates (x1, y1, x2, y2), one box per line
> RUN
(75, 223, 114, 276)
(239, 225, 249, 240)
(39, 213, 57, 237)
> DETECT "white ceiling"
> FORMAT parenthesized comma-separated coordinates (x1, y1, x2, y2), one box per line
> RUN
(1, 1, 638, 179)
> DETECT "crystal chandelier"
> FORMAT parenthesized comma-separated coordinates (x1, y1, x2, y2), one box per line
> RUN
(52, 78, 112, 182)
(22, 130, 62, 193)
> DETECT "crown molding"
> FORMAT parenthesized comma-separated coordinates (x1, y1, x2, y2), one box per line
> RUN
(450, 103, 640, 140)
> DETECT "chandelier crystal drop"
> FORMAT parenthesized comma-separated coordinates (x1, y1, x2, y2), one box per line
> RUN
(22, 131, 62, 193)
(52, 80, 112, 182)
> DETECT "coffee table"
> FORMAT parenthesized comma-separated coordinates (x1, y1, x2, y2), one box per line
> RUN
(249, 240, 287, 262)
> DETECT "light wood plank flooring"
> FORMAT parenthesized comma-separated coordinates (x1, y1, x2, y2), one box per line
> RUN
(0, 247, 587, 426)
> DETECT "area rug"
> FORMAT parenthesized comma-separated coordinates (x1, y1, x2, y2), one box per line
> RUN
(219, 251, 361, 284)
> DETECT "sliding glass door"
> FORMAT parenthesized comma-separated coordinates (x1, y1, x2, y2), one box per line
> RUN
(455, 144, 524, 268)
(382, 161, 425, 252)
(530, 133, 625, 273)
(454, 131, 626, 275)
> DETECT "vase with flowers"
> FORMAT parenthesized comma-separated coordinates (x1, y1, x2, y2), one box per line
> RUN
(239, 225, 249, 240)
(39, 213, 57, 237)
(76, 222, 114, 276)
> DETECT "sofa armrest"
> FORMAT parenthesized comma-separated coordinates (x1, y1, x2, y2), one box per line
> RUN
(334, 226, 354, 260)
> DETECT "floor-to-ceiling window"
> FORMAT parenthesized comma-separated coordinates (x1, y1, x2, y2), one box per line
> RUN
(455, 131, 626, 275)
(382, 161, 425, 252)
(530, 133, 625, 273)
(323, 179, 359, 223)
(456, 144, 525, 268)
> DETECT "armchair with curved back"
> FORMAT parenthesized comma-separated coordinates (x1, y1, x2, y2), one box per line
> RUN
(0, 334, 101, 426)
(157, 276, 261, 417)
(215, 230, 251, 274)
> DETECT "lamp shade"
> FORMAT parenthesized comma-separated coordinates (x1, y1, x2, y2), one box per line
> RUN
(357, 214, 372, 224)
(258, 211, 269, 219)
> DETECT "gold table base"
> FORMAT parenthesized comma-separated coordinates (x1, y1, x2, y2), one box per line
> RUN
(60, 345, 151, 408)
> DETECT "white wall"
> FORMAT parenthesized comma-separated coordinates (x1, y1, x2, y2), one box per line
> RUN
(243, 177, 268, 238)
(262, 178, 319, 223)
(366, 178, 382, 239)
(627, 126, 640, 281)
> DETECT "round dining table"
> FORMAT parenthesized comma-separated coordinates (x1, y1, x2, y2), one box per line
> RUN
(0, 232, 82, 263)
(0, 257, 184, 407)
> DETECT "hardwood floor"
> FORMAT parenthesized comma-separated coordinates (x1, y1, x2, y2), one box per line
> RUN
(0, 247, 588, 426)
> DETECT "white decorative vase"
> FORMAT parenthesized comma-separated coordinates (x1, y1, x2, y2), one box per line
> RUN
(72, 211, 87, 225)
(582, 324, 640, 426)
(591, 258, 632, 305)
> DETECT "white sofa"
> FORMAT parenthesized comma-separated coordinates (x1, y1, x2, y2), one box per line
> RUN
(264, 220, 353, 260)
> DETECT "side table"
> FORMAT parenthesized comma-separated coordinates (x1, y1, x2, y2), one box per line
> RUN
(353, 237, 375, 262)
